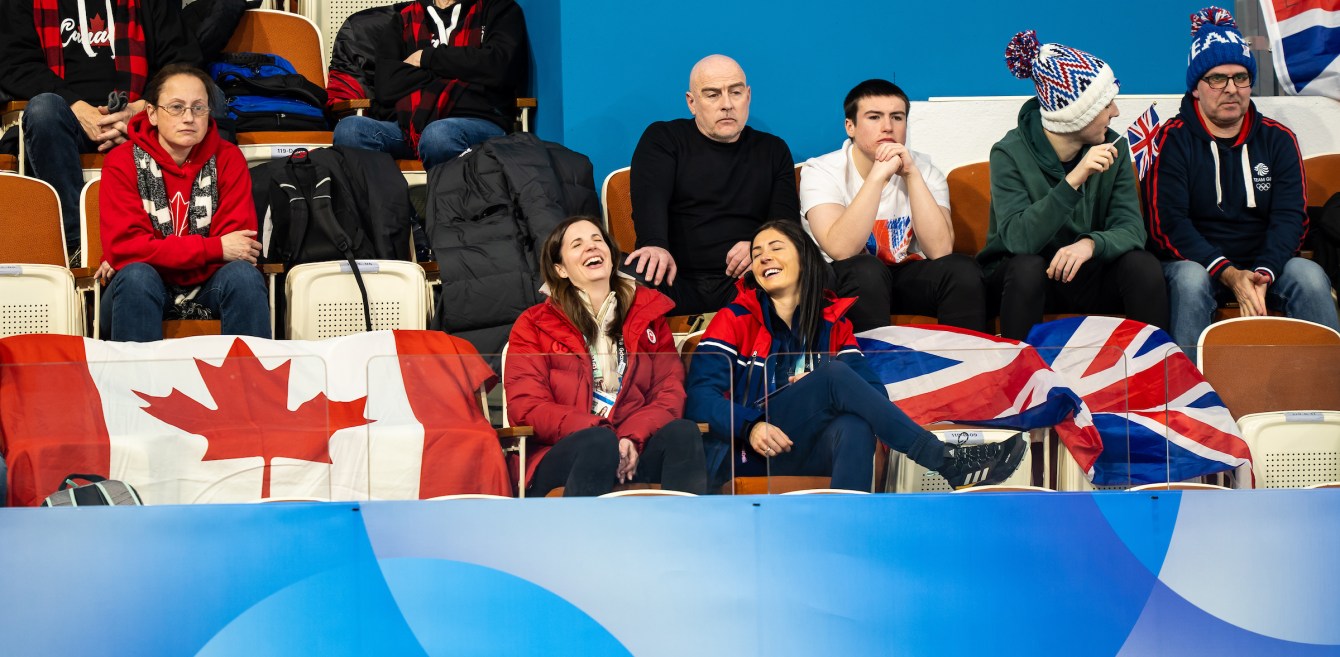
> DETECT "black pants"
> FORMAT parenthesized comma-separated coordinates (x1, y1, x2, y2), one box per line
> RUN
(830, 254, 988, 333)
(987, 249, 1170, 341)
(620, 264, 737, 316)
(527, 419, 708, 497)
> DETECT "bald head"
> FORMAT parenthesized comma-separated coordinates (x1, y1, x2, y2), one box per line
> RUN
(686, 54, 751, 143)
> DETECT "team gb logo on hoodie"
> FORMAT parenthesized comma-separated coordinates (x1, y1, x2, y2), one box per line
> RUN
(1253, 162, 1271, 192)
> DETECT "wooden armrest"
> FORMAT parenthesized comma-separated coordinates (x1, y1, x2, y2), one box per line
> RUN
(697, 422, 708, 432)
(70, 266, 96, 278)
(2, 101, 28, 113)
(331, 99, 371, 119)
(420, 261, 439, 275)
(497, 426, 533, 438)
(516, 97, 537, 109)
(331, 99, 371, 111)
(261, 264, 285, 275)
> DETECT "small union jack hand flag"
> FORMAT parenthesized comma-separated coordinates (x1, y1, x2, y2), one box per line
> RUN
(1126, 103, 1162, 181)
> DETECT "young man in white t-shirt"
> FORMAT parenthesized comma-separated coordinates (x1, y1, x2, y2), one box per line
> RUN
(799, 79, 986, 333)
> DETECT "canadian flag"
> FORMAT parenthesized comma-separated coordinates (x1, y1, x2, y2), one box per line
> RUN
(0, 331, 510, 506)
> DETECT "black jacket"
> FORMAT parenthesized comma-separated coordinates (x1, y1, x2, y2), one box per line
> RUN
(425, 133, 599, 356)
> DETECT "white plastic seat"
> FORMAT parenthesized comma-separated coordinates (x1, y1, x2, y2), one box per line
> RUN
(780, 489, 871, 495)
(597, 489, 697, 498)
(1128, 482, 1230, 492)
(425, 494, 513, 501)
(953, 484, 1054, 493)
(284, 260, 427, 339)
(1234, 411, 1340, 489)
(0, 264, 82, 337)
(889, 426, 1032, 493)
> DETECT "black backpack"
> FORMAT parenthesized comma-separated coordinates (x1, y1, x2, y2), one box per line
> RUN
(254, 147, 412, 332)
(42, 474, 143, 507)
(1309, 192, 1340, 291)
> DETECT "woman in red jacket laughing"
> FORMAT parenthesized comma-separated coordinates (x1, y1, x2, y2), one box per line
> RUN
(505, 217, 706, 497)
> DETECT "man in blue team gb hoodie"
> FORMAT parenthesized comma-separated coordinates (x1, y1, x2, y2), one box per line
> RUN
(1144, 6, 1339, 348)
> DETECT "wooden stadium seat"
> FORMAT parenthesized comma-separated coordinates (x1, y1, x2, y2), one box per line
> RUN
(601, 166, 635, 253)
(1305, 152, 1340, 206)
(0, 175, 82, 337)
(1197, 316, 1340, 419)
(724, 476, 833, 495)
(945, 161, 993, 257)
(222, 10, 333, 165)
(0, 154, 16, 172)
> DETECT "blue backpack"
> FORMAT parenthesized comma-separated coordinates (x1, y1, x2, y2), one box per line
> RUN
(209, 52, 328, 131)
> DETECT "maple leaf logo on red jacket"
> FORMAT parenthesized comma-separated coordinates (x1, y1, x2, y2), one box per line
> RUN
(135, 339, 370, 499)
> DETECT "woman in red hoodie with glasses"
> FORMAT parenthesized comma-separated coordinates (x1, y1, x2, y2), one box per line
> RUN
(98, 63, 269, 342)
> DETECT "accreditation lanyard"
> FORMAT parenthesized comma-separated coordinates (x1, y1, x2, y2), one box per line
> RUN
(590, 337, 627, 418)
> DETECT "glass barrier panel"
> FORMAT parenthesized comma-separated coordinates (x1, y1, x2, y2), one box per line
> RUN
(366, 352, 511, 500)
(0, 350, 337, 505)
(750, 341, 1135, 494)
(491, 348, 731, 497)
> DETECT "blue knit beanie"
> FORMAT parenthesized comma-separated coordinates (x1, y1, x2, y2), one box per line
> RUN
(1186, 6, 1257, 91)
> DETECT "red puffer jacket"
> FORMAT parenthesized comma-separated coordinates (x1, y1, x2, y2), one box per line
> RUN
(505, 286, 684, 485)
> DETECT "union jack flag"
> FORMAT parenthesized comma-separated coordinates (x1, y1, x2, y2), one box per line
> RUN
(857, 325, 1104, 479)
(1126, 103, 1162, 181)
(1027, 317, 1251, 484)
(1260, 0, 1340, 100)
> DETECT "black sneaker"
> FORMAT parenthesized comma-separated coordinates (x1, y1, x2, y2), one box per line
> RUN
(937, 432, 1027, 490)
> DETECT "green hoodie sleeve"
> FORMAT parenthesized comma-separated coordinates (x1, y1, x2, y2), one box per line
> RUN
(1080, 146, 1148, 263)
(986, 142, 1084, 256)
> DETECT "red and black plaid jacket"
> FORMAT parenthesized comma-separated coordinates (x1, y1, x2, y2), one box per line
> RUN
(395, 0, 481, 152)
(33, 0, 149, 100)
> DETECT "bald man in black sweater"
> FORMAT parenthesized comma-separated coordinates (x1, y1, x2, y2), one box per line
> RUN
(626, 54, 799, 316)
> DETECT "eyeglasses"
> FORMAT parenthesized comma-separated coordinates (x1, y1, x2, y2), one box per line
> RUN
(155, 103, 211, 117)
(1200, 72, 1252, 90)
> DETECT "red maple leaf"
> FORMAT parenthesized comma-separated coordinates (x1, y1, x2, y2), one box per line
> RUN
(135, 339, 370, 498)
(88, 14, 106, 40)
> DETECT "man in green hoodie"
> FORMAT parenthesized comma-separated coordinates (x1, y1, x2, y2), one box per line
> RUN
(980, 30, 1168, 341)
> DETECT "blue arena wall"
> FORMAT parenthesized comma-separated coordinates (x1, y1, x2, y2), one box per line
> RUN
(3, 491, 1339, 655)
(516, 0, 1211, 184)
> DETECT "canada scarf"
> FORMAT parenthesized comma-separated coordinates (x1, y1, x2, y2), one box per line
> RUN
(133, 144, 219, 317)
(33, 0, 150, 100)
(396, 0, 482, 152)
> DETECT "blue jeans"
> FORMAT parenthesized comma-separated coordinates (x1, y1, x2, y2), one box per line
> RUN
(103, 261, 271, 342)
(22, 93, 97, 255)
(1163, 257, 1340, 348)
(757, 361, 945, 491)
(331, 115, 504, 170)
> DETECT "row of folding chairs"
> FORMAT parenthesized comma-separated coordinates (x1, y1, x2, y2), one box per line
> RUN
(0, 173, 431, 340)
(601, 153, 1340, 333)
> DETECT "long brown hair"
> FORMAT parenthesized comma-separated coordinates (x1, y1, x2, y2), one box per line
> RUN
(539, 216, 636, 344)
